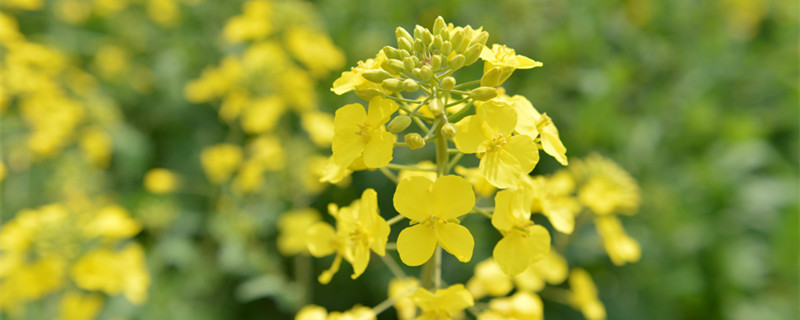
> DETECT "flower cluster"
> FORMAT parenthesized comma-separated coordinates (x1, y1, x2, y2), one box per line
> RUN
(292, 17, 643, 320)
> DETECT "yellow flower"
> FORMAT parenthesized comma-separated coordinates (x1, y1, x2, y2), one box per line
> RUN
(57, 291, 103, 320)
(595, 216, 641, 266)
(479, 291, 543, 320)
(331, 51, 386, 95)
(247, 134, 285, 170)
(78, 130, 111, 168)
(567, 269, 606, 320)
(411, 284, 474, 320)
(494, 92, 568, 166)
(143, 168, 180, 194)
(526, 174, 580, 234)
(93, 44, 130, 81)
(241, 97, 286, 134)
(389, 277, 420, 320)
(301, 111, 335, 148)
(223, 0, 273, 43)
(200, 144, 243, 184)
(492, 188, 551, 276)
(70, 243, 150, 304)
(575, 153, 640, 215)
(82, 205, 142, 240)
(286, 27, 345, 78)
(513, 250, 569, 292)
(296, 304, 376, 320)
(479, 44, 542, 87)
(232, 160, 265, 194)
(147, 0, 181, 29)
(396, 160, 437, 182)
(277, 209, 322, 256)
(332, 97, 398, 169)
(466, 259, 513, 299)
(454, 165, 496, 197)
(306, 189, 390, 283)
(394, 175, 476, 266)
(454, 100, 539, 189)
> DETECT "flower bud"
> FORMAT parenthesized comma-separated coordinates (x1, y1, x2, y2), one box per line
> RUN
(422, 29, 433, 46)
(429, 97, 444, 116)
(355, 88, 384, 101)
(397, 37, 413, 53)
(470, 87, 498, 101)
(383, 46, 401, 60)
(463, 44, 483, 66)
(398, 49, 411, 59)
(420, 65, 433, 81)
(431, 55, 442, 71)
(432, 35, 443, 51)
(441, 76, 456, 91)
(396, 27, 413, 42)
(412, 68, 422, 78)
(414, 38, 425, 53)
(387, 115, 412, 133)
(450, 30, 464, 52)
(382, 59, 405, 75)
(441, 41, 452, 55)
(404, 133, 426, 150)
(468, 31, 489, 48)
(448, 54, 465, 70)
(403, 57, 416, 73)
(480, 66, 505, 87)
(381, 78, 403, 92)
(433, 16, 446, 35)
(403, 79, 419, 92)
(441, 123, 457, 139)
(362, 69, 392, 83)
(414, 25, 425, 40)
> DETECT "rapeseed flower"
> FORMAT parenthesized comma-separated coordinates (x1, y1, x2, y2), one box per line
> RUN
(394, 175, 476, 266)
(411, 284, 474, 320)
(567, 269, 606, 320)
(492, 188, 551, 275)
(479, 44, 542, 87)
(332, 97, 398, 169)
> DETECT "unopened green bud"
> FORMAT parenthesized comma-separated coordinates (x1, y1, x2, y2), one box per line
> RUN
(355, 88, 384, 101)
(398, 49, 410, 59)
(420, 65, 433, 81)
(381, 78, 403, 92)
(387, 115, 412, 133)
(470, 87, 498, 101)
(403, 79, 419, 92)
(448, 54, 465, 70)
(404, 133, 425, 150)
(411, 56, 420, 66)
(414, 38, 425, 53)
(397, 37, 413, 52)
(382, 59, 405, 74)
(441, 76, 456, 91)
(412, 68, 422, 78)
(441, 41, 452, 55)
(450, 30, 464, 52)
(433, 35, 443, 51)
(432, 16, 446, 35)
(429, 97, 444, 116)
(480, 66, 505, 87)
(414, 25, 425, 41)
(441, 123, 457, 139)
(396, 27, 413, 42)
(468, 31, 489, 48)
(403, 57, 415, 73)
(382, 46, 401, 60)
(431, 55, 442, 71)
(422, 29, 433, 46)
(362, 69, 392, 83)
(464, 44, 482, 66)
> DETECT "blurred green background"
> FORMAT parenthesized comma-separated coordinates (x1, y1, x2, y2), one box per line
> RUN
(1, 0, 797, 319)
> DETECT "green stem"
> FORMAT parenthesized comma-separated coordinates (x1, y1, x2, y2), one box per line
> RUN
(387, 163, 436, 172)
(387, 214, 405, 225)
(445, 153, 464, 174)
(471, 207, 493, 219)
(379, 167, 398, 184)
(453, 80, 481, 89)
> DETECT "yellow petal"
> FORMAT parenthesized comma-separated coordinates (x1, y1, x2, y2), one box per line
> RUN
(363, 129, 394, 168)
(436, 223, 474, 263)
(432, 175, 475, 219)
(393, 176, 434, 222)
(318, 254, 342, 284)
(493, 231, 529, 275)
(514, 55, 542, 69)
(505, 135, 539, 174)
(453, 116, 483, 154)
(541, 126, 568, 165)
(367, 96, 399, 125)
(507, 95, 539, 138)
(479, 100, 517, 136)
(370, 218, 390, 256)
(397, 224, 437, 266)
(480, 148, 522, 189)
(542, 198, 576, 234)
(306, 223, 338, 257)
(349, 244, 370, 279)
(491, 190, 515, 231)
(332, 104, 367, 166)
(524, 225, 551, 264)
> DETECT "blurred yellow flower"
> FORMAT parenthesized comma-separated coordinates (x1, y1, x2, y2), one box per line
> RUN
(277, 208, 322, 256)
(411, 284, 474, 320)
(301, 111, 335, 148)
(242, 97, 286, 134)
(595, 216, 641, 266)
(494, 92, 568, 166)
(454, 100, 539, 189)
(79, 126, 113, 168)
(479, 291, 544, 320)
(332, 97, 398, 169)
(296, 304, 376, 320)
(70, 243, 151, 305)
(93, 44, 130, 80)
(223, 0, 273, 43)
(567, 269, 606, 320)
(143, 168, 180, 194)
(466, 259, 513, 299)
(394, 175, 476, 266)
(575, 153, 640, 215)
(201, 144, 243, 184)
(57, 291, 103, 320)
(286, 27, 345, 78)
(513, 250, 569, 292)
(147, 0, 181, 28)
(389, 277, 419, 320)
(83, 205, 142, 240)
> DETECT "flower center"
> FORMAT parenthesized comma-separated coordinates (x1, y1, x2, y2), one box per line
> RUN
(486, 134, 508, 152)
(354, 122, 372, 143)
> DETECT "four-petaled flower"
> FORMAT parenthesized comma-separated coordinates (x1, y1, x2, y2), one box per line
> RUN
(332, 96, 399, 170)
(454, 100, 539, 189)
(394, 175, 476, 266)
(492, 187, 551, 276)
(411, 284, 474, 320)
(479, 44, 542, 87)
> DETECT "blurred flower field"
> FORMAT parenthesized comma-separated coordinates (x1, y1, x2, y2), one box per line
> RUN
(0, 0, 797, 319)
